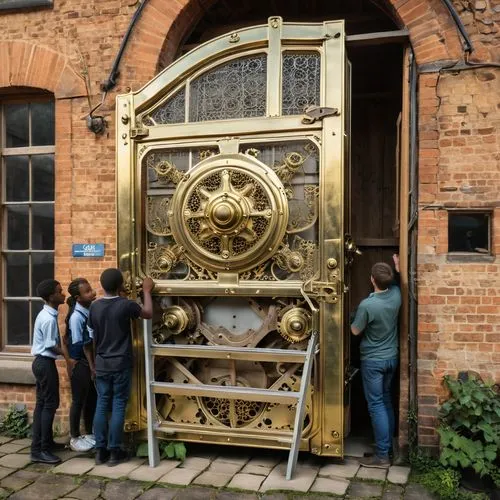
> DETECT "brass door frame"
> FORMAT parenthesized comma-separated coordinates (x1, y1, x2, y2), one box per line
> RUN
(116, 17, 347, 456)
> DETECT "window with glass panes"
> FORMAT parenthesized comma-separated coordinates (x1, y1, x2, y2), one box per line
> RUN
(1, 98, 55, 347)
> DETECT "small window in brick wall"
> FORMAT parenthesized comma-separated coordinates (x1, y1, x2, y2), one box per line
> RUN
(448, 212, 491, 254)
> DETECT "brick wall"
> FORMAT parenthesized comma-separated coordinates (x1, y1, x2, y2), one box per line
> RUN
(0, 0, 498, 445)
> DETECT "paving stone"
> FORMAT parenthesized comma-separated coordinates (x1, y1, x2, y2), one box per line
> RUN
(24, 463, 55, 473)
(0, 443, 27, 454)
(387, 466, 410, 485)
(260, 494, 289, 500)
(319, 459, 360, 479)
(66, 478, 104, 500)
(158, 467, 201, 485)
(0, 437, 13, 445)
(9, 473, 78, 500)
(216, 492, 259, 500)
(0, 487, 10, 499)
(344, 437, 372, 458)
(240, 463, 272, 476)
(0, 453, 32, 469)
(0, 467, 13, 480)
(404, 483, 435, 500)
(10, 439, 32, 446)
(18, 448, 31, 455)
(193, 470, 233, 487)
(178, 456, 211, 471)
(259, 462, 318, 493)
(208, 460, 243, 475)
(348, 480, 384, 498)
(212, 455, 249, 466)
(53, 457, 96, 475)
(128, 460, 181, 482)
(311, 476, 350, 495)
(382, 483, 403, 500)
(173, 487, 217, 500)
(136, 487, 180, 500)
(102, 480, 145, 500)
(246, 455, 283, 468)
(227, 472, 266, 491)
(356, 465, 388, 481)
(88, 458, 144, 480)
(0, 470, 40, 491)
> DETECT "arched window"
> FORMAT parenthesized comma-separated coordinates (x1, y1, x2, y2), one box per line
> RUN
(1, 92, 55, 348)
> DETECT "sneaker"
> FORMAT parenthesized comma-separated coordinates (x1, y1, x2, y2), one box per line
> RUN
(95, 447, 110, 465)
(81, 434, 96, 447)
(70, 437, 93, 452)
(107, 449, 129, 467)
(359, 455, 391, 468)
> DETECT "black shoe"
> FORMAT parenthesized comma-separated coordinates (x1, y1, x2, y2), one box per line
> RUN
(31, 451, 62, 464)
(49, 441, 67, 452)
(95, 447, 110, 465)
(107, 449, 129, 467)
(359, 455, 391, 468)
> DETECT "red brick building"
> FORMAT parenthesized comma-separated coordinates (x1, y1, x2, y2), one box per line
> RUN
(0, 0, 498, 454)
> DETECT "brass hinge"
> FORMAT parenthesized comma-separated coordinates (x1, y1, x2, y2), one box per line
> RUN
(303, 280, 340, 304)
(301, 105, 340, 124)
(130, 127, 149, 139)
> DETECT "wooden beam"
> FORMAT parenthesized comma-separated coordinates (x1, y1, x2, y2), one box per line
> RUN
(346, 29, 409, 47)
(357, 238, 399, 247)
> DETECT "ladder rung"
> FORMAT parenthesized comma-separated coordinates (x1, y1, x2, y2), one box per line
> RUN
(152, 381, 300, 404)
(151, 344, 307, 363)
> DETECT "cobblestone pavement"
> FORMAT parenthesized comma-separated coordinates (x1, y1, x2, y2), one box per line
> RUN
(0, 435, 430, 500)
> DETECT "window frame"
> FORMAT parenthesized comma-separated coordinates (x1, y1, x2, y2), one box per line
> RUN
(0, 94, 55, 352)
(0, 0, 53, 12)
(446, 208, 493, 261)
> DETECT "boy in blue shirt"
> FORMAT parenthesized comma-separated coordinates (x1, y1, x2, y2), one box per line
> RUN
(351, 255, 401, 468)
(30, 279, 66, 464)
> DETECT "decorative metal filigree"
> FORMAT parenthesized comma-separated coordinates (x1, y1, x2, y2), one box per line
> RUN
(146, 196, 172, 236)
(287, 185, 319, 234)
(150, 160, 185, 185)
(189, 56, 267, 122)
(147, 243, 184, 279)
(273, 151, 307, 185)
(282, 53, 321, 116)
(143, 88, 186, 126)
(295, 237, 317, 281)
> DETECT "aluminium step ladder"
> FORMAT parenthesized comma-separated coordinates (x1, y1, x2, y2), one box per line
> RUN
(142, 317, 318, 480)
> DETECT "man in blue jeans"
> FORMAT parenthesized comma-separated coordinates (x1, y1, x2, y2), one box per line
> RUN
(88, 269, 154, 466)
(351, 255, 401, 468)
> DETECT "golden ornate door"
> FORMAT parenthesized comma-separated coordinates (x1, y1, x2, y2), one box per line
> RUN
(116, 17, 348, 456)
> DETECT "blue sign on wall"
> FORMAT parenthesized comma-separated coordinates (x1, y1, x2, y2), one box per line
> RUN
(72, 243, 105, 258)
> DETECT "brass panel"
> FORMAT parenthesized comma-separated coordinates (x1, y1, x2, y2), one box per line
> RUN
(117, 17, 347, 456)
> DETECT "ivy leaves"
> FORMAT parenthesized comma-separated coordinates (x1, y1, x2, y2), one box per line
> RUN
(136, 441, 187, 462)
(438, 375, 500, 481)
(0, 404, 30, 438)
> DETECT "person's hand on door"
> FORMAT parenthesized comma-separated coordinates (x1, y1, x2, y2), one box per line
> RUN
(392, 254, 400, 273)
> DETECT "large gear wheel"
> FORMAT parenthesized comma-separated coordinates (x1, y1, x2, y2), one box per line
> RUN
(169, 153, 289, 272)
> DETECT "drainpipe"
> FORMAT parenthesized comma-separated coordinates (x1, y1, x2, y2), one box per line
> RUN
(408, 51, 419, 456)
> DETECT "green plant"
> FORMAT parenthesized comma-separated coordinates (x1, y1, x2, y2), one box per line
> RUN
(136, 440, 187, 461)
(438, 375, 500, 479)
(0, 404, 31, 438)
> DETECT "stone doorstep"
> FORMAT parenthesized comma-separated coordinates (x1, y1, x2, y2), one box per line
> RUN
(178, 456, 212, 471)
(387, 465, 411, 485)
(356, 465, 388, 481)
(227, 472, 266, 491)
(158, 467, 201, 486)
(193, 470, 233, 487)
(53, 457, 96, 476)
(310, 476, 350, 495)
(128, 460, 181, 482)
(319, 459, 360, 479)
(0, 453, 32, 469)
(259, 463, 318, 493)
(87, 457, 145, 480)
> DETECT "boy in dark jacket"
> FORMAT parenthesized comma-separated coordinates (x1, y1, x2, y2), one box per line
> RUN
(89, 269, 153, 466)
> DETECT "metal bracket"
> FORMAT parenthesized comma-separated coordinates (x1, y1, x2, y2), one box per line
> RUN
(130, 127, 150, 139)
(303, 280, 339, 304)
(301, 106, 340, 124)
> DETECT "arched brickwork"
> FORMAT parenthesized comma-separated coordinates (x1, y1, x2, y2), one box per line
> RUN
(123, 0, 468, 78)
(0, 41, 86, 98)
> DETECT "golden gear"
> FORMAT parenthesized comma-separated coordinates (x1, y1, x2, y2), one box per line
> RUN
(277, 307, 312, 343)
(169, 153, 289, 272)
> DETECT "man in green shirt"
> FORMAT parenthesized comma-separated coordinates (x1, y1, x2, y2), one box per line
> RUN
(351, 255, 401, 468)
